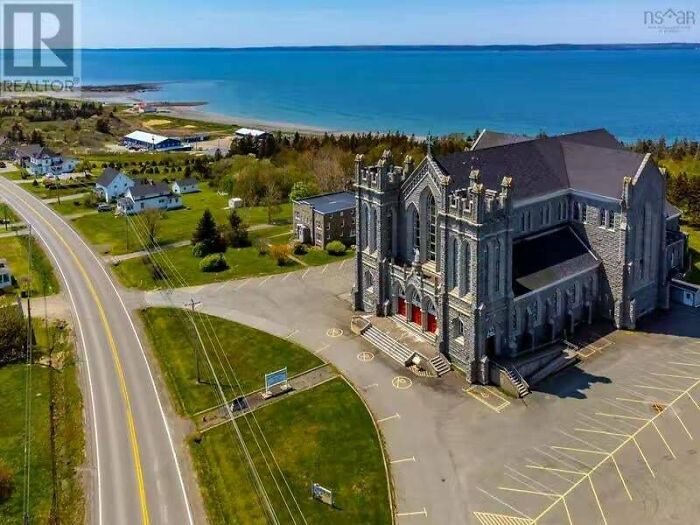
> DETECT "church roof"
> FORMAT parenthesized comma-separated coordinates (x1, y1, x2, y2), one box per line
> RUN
(435, 129, 647, 203)
(512, 226, 599, 297)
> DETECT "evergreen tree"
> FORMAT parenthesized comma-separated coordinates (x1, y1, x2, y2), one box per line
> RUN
(192, 209, 225, 254)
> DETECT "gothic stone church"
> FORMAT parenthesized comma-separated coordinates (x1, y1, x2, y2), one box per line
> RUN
(353, 129, 687, 383)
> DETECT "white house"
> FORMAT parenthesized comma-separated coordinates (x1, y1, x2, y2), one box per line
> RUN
(0, 259, 12, 290)
(25, 147, 77, 176)
(171, 178, 199, 195)
(94, 167, 135, 202)
(228, 197, 243, 209)
(116, 183, 182, 215)
(234, 128, 272, 141)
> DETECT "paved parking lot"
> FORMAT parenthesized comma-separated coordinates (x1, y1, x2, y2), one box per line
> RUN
(130, 262, 700, 524)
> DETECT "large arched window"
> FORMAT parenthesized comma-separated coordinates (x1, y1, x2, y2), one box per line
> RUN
(428, 194, 437, 262)
(412, 207, 420, 254)
(369, 208, 377, 252)
(361, 204, 370, 250)
(450, 238, 459, 290)
(464, 242, 471, 293)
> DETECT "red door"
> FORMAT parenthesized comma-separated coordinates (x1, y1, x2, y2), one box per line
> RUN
(427, 314, 437, 333)
(397, 298, 407, 317)
(411, 306, 422, 326)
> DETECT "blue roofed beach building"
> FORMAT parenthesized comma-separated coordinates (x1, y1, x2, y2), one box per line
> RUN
(123, 131, 191, 152)
(292, 191, 356, 248)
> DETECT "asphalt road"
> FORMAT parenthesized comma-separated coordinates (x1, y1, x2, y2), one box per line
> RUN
(0, 178, 197, 525)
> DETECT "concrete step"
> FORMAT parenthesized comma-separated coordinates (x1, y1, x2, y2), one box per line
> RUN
(528, 352, 580, 386)
(363, 326, 415, 366)
(505, 368, 530, 397)
(429, 354, 451, 376)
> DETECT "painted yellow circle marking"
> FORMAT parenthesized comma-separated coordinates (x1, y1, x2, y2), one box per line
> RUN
(327, 327, 343, 338)
(357, 351, 375, 362)
(392, 376, 413, 390)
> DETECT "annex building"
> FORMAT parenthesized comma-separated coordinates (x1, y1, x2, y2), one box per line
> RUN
(354, 129, 688, 383)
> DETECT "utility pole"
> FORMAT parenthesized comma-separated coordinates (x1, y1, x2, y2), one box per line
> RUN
(185, 298, 203, 383)
(23, 225, 33, 525)
(124, 213, 129, 252)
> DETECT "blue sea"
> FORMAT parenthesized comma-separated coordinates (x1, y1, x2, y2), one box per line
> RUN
(80, 48, 700, 141)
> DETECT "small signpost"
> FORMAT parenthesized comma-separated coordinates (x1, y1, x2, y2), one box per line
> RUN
(262, 367, 290, 399)
(311, 483, 334, 507)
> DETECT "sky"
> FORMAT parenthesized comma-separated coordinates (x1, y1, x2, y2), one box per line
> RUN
(81, 0, 700, 48)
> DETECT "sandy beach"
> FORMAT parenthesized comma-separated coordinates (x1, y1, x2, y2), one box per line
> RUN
(1, 85, 342, 136)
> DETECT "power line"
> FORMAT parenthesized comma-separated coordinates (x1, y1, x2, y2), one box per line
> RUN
(125, 213, 297, 524)
(128, 210, 308, 524)
(22, 225, 34, 525)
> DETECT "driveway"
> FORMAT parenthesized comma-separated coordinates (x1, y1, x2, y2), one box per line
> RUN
(137, 261, 700, 525)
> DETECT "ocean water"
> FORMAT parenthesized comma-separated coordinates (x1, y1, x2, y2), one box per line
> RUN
(80, 48, 700, 141)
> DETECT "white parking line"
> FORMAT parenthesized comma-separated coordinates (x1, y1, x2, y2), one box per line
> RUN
(285, 329, 299, 340)
(314, 343, 330, 354)
(236, 279, 250, 290)
(321, 265, 328, 274)
(362, 383, 379, 390)
(282, 272, 293, 281)
(340, 259, 347, 270)
(396, 508, 427, 518)
(258, 275, 272, 287)
(302, 269, 310, 279)
(377, 413, 401, 423)
(390, 456, 416, 464)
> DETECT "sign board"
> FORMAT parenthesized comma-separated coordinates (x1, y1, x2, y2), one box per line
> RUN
(311, 483, 334, 506)
(264, 367, 289, 396)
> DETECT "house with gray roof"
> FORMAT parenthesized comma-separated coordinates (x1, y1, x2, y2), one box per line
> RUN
(171, 178, 199, 195)
(116, 183, 182, 215)
(94, 167, 135, 202)
(354, 129, 688, 385)
(293, 191, 356, 248)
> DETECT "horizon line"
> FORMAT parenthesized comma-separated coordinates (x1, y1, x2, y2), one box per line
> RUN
(6, 42, 698, 51)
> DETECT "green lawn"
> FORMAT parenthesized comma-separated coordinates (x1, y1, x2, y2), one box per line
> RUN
(139, 308, 322, 415)
(23, 181, 92, 200)
(660, 158, 700, 178)
(190, 378, 391, 525)
(0, 235, 59, 296)
(0, 321, 85, 524)
(297, 247, 355, 267)
(0, 168, 24, 181)
(71, 187, 292, 255)
(50, 198, 96, 216)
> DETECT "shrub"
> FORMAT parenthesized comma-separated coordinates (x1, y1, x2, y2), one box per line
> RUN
(191, 242, 207, 258)
(0, 464, 13, 503)
(269, 244, 291, 266)
(256, 239, 269, 256)
(199, 253, 229, 272)
(292, 242, 308, 255)
(326, 240, 347, 256)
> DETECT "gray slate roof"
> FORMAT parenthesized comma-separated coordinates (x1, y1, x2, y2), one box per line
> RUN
(471, 130, 533, 150)
(436, 129, 646, 202)
(95, 167, 126, 187)
(174, 178, 197, 186)
(512, 226, 599, 296)
(15, 144, 43, 157)
(297, 191, 355, 214)
(129, 183, 173, 200)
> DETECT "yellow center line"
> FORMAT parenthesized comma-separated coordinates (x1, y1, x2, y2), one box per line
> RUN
(12, 191, 150, 524)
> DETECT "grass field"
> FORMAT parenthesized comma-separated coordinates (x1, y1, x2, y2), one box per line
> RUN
(0, 168, 25, 181)
(139, 306, 390, 525)
(22, 181, 92, 200)
(113, 236, 297, 290)
(0, 235, 59, 296)
(660, 157, 700, 178)
(139, 308, 322, 415)
(682, 224, 700, 284)
(297, 247, 355, 267)
(0, 320, 85, 525)
(190, 378, 391, 525)
(71, 188, 291, 255)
